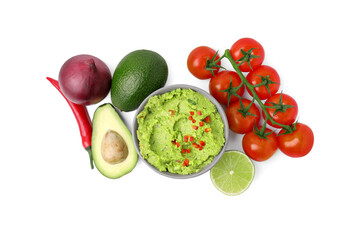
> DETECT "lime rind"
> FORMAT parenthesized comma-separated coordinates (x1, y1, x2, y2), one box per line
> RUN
(210, 150, 255, 196)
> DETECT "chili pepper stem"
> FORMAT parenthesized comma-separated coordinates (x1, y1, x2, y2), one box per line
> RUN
(85, 146, 94, 169)
(223, 50, 293, 132)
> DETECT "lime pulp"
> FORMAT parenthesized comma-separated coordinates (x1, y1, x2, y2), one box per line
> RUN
(210, 150, 255, 196)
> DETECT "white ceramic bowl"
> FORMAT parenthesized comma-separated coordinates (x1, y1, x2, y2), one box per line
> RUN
(132, 84, 229, 179)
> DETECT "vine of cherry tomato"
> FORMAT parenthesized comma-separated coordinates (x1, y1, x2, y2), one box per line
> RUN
(242, 127, 278, 162)
(263, 93, 298, 129)
(246, 65, 280, 100)
(187, 46, 221, 80)
(187, 38, 314, 161)
(277, 123, 314, 158)
(230, 38, 265, 72)
(225, 99, 260, 134)
(209, 71, 244, 105)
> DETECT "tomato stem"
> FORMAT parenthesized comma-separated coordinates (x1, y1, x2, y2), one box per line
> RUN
(223, 50, 293, 132)
(205, 51, 225, 76)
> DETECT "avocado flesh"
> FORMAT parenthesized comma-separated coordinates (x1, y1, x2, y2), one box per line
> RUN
(92, 103, 137, 179)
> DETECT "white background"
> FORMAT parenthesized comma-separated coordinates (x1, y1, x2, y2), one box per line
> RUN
(1, 0, 361, 239)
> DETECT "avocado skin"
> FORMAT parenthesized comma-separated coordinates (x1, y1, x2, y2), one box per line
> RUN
(111, 50, 168, 112)
(92, 103, 138, 179)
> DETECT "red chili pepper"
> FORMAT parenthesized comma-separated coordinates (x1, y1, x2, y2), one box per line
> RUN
(168, 109, 175, 116)
(205, 128, 211, 132)
(199, 121, 205, 127)
(190, 111, 195, 115)
(192, 142, 200, 148)
(183, 159, 189, 167)
(46, 77, 94, 169)
(176, 142, 180, 148)
(197, 110, 202, 116)
(188, 116, 194, 121)
(192, 125, 198, 130)
(189, 136, 194, 142)
(186, 149, 191, 153)
(184, 135, 189, 142)
(204, 116, 210, 123)
(199, 140, 205, 146)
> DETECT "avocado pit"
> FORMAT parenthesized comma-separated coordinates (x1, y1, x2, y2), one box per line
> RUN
(101, 130, 128, 164)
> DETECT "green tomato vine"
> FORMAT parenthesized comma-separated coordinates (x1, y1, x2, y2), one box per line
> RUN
(206, 49, 295, 136)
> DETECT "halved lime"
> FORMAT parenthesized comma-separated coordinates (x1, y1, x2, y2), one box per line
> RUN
(210, 150, 254, 196)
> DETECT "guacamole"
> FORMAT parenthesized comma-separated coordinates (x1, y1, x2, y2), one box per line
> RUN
(136, 88, 225, 175)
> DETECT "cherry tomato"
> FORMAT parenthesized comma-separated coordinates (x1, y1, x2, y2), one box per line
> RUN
(225, 99, 261, 134)
(209, 71, 245, 105)
(242, 127, 278, 162)
(277, 123, 314, 158)
(187, 46, 220, 80)
(263, 93, 298, 128)
(230, 38, 265, 72)
(246, 65, 280, 100)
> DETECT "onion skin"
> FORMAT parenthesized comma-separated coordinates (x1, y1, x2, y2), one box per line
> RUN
(59, 54, 112, 105)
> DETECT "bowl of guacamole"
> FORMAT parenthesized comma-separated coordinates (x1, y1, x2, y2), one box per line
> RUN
(132, 84, 229, 179)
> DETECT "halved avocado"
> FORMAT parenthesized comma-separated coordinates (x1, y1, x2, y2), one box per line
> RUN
(92, 103, 137, 179)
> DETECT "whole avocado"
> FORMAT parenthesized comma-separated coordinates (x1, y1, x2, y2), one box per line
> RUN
(111, 50, 168, 111)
